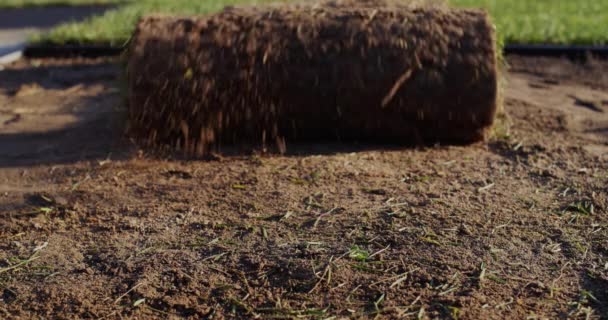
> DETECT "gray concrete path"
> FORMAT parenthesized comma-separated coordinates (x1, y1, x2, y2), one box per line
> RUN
(0, 29, 29, 63)
(0, 5, 113, 65)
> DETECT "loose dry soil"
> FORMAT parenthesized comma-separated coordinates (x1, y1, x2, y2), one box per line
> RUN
(0, 55, 607, 319)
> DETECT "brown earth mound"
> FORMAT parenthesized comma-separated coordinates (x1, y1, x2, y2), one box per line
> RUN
(127, 1, 498, 156)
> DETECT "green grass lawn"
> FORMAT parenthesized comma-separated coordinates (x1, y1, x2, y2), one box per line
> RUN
(0, 0, 123, 8)
(31, 0, 283, 46)
(453, 0, 608, 45)
(30, 0, 608, 46)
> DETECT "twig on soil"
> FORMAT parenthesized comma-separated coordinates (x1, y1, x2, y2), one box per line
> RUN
(477, 183, 495, 193)
(1, 232, 25, 240)
(491, 220, 512, 234)
(309, 256, 334, 293)
(368, 268, 420, 288)
(209, 266, 231, 277)
(478, 262, 487, 286)
(346, 284, 362, 302)
(0, 254, 40, 274)
(417, 307, 425, 320)
(368, 245, 390, 259)
(382, 199, 410, 208)
(44, 271, 61, 281)
(261, 226, 268, 240)
(494, 297, 514, 309)
(410, 295, 422, 307)
(70, 174, 91, 191)
(228, 298, 259, 317)
(281, 211, 294, 220)
(238, 271, 253, 293)
(550, 262, 572, 298)
(114, 282, 146, 304)
(439, 286, 460, 296)
(389, 269, 419, 288)
(202, 252, 228, 262)
(373, 293, 385, 317)
(312, 207, 341, 229)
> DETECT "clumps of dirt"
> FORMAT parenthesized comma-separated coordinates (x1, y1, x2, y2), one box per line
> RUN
(35, 235, 86, 272)
(127, 0, 498, 156)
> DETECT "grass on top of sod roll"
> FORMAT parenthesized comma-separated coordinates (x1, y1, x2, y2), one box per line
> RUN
(0, 0, 124, 8)
(30, 0, 608, 46)
(30, 0, 287, 46)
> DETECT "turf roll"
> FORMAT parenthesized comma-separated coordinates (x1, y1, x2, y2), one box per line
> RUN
(127, 0, 498, 155)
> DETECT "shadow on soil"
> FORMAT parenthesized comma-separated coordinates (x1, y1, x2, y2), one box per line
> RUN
(0, 61, 132, 168)
(0, 61, 120, 90)
(0, 117, 129, 168)
(579, 272, 608, 318)
(0, 60, 485, 166)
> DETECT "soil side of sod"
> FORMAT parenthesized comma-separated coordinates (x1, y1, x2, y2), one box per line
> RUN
(127, 4, 497, 155)
(0, 56, 607, 319)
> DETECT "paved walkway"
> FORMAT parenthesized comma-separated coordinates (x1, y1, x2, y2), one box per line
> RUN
(0, 5, 113, 64)
(0, 29, 30, 63)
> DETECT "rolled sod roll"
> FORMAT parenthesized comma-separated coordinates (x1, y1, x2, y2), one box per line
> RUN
(127, 0, 498, 155)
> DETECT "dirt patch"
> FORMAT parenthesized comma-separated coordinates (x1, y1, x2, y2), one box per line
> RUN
(0, 56, 607, 319)
(128, 1, 497, 155)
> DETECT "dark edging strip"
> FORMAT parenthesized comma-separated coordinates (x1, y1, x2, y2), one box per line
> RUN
(23, 45, 124, 58)
(504, 45, 608, 60)
(22, 44, 608, 59)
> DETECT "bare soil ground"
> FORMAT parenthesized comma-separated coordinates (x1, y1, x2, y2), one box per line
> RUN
(0, 56, 607, 319)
